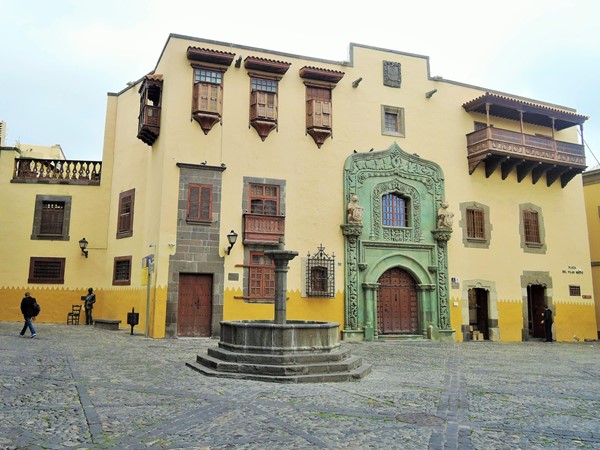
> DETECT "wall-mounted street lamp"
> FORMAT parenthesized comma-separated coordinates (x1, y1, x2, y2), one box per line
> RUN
(225, 230, 238, 255)
(79, 237, 89, 258)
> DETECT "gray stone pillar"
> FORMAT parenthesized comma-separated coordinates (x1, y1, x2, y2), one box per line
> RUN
(265, 240, 298, 324)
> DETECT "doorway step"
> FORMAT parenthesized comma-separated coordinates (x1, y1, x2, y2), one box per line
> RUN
(377, 334, 425, 341)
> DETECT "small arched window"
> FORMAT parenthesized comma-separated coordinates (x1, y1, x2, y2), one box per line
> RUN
(382, 193, 408, 227)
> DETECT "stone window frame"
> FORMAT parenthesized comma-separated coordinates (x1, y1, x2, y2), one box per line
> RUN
(31, 195, 72, 241)
(459, 201, 492, 249)
(381, 105, 405, 137)
(519, 203, 546, 254)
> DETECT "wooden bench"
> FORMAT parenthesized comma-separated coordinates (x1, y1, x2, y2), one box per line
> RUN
(94, 319, 121, 331)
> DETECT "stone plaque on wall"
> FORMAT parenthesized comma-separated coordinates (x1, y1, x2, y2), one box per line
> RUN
(383, 61, 401, 88)
(228, 272, 239, 281)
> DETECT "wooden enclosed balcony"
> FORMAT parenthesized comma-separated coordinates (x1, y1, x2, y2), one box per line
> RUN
(463, 92, 588, 188)
(466, 126, 586, 187)
(12, 158, 102, 185)
(243, 214, 285, 245)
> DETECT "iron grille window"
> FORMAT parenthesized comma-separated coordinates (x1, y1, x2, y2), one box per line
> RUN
(523, 210, 541, 243)
(40, 201, 65, 235)
(194, 69, 222, 84)
(569, 285, 581, 296)
(249, 252, 275, 300)
(113, 256, 132, 286)
(382, 193, 408, 227)
(306, 245, 335, 298)
(250, 184, 279, 215)
(466, 208, 485, 239)
(117, 189, 135, 238)
(28, 257, 65, 284)
(187, 184, 212, 222)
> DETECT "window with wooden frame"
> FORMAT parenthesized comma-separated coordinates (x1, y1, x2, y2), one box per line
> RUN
(192, 67, 224, 134)
(117, 189, 135, 239)
(113, 256, 132, 286)
(31, 195, 71, 241)
(137, 75, 163, 146)
(250, 183, 279, 215)
(186, 47, 235, 135)
(244, 56, 290, 141)
(248, 252, 275, 300)
(28, 257, 65, 284)
(466, 207, 485, 240)
(250, 77, 278, 122)
(381, 105, 405, 137)
(382, 193, 409, 227)
(519, 203, 545, 254)
(523, 210, 541, 244)
(187, 183, 212, 223)
(40, 201, 65, 236)
(299, 66, 344, 148)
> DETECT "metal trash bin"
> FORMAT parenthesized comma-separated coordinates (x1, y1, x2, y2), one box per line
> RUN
(127, 307, 140, 335)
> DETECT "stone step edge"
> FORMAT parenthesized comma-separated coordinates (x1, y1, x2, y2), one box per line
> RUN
(208, 346, 352, 364)
(196, 353, 365, 375)
(186, 360, 373, 383)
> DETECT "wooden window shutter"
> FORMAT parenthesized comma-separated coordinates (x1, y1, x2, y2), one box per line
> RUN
(193, 83, 222, 115)
(466, 208, 485, 239)
(307, 99, 331, 128)
(187, 184, 212, 222)
(251, 91, 276, 120)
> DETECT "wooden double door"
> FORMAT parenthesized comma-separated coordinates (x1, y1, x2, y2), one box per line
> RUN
(177, 273, 213, 337)
(377, 267, 419, 334)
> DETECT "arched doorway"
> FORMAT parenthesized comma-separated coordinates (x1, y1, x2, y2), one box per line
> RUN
(377, 267, 418, 334)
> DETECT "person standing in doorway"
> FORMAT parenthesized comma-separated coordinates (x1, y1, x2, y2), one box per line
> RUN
(20, 292, 37, 338)
(82, 288, 96, 325)
(541, 306, 554, 342)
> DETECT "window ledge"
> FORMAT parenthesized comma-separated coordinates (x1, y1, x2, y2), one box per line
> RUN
(525, 242, 544, 248)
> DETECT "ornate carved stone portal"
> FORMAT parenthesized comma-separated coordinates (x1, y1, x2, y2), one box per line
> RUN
(341, 143, 454, 341)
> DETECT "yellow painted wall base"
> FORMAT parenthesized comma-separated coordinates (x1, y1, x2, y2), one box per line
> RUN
(555, 302, 597, 342)
(223, 288, 345, 330)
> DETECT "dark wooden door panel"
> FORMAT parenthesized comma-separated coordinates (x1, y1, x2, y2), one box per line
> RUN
(377, 268, 418, 334)
(178, 274, 212, 337)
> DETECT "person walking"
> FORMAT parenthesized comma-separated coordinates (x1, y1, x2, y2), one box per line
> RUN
(82, 288, 96, 325)
(541, 306, 554, 342)
(20, 292, 37, 338)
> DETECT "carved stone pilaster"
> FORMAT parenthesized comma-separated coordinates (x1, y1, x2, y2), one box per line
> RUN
(432, 230, 451, 330)
(341, 224, 363, 330)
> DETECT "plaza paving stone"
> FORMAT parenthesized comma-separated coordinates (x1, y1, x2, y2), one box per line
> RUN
(1, 322, 599, 449)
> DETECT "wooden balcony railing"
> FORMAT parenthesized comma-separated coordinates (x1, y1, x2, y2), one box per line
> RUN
(466, 126, 586, 187)
(243, 214, 285, 245)
(12, 158, 102, 185)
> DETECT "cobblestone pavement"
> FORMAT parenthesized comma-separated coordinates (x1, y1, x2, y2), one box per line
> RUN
(1, 322, 599, 450)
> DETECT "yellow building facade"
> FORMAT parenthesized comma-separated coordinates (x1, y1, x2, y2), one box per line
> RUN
(1, 34, 596, 342)
(582, 169, 600, 339)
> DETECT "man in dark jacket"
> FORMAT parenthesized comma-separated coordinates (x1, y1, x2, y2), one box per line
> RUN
(82, 287, 96, 325)
(20, 292, 37, 338)
(541, 307, 554, 342)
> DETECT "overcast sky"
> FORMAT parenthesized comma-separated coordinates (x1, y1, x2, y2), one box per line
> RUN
(3, 0, 599, 167)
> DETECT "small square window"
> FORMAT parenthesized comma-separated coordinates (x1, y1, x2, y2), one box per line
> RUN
(113, 256, 132, 286)
(569, 285, 581, 296)
(381, 106, 405, 137)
